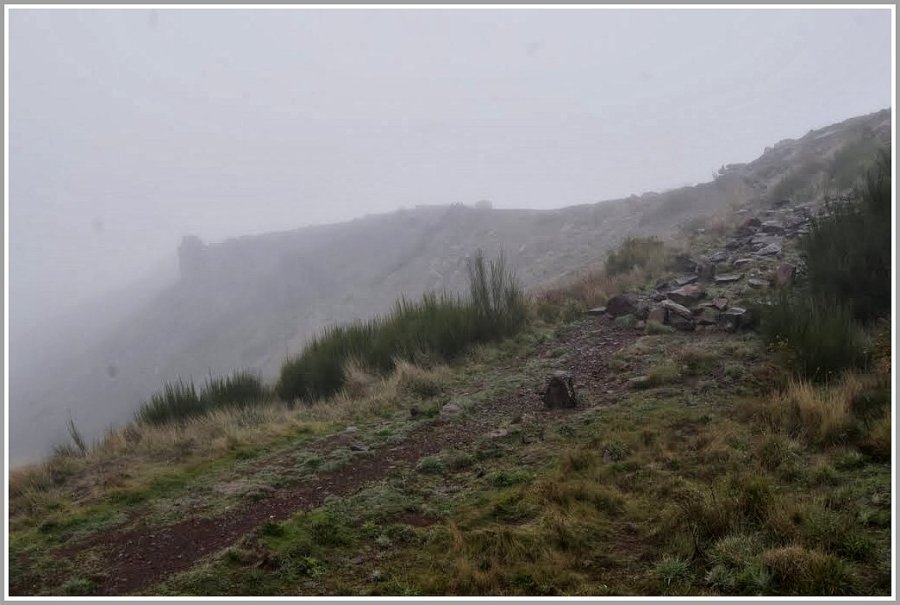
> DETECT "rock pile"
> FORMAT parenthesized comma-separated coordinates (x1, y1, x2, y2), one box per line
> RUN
(587, 199, 816, 332)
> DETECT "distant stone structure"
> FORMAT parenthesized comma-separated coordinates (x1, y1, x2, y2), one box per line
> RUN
(177, 235, 206, 279)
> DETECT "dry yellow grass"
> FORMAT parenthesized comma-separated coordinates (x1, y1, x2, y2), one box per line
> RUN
(747, 375, 863, 446)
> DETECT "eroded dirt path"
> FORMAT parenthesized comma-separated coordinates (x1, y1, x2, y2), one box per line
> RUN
(47, 317, 638, 596)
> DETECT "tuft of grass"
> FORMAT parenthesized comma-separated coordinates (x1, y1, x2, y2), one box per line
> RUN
(136, 371, 270, 426)
(761, 545, 859, 595)
(416, 456, 446, 475)
(746, 377, 859, 447)
(653, 555, 692, 592)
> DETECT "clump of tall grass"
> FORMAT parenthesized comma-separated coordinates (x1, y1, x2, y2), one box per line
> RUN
(136, 371, 270, 426)
(761, 293, 867, 382)
(276, 251, 526, 402)
(804, 149, 891, 323)
(605, 236, 667, 276)
(744, 375, 868, 447)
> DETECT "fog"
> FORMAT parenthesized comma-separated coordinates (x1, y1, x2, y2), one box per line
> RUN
(9, 8, 892, 331)
(7, 8, 892, 461)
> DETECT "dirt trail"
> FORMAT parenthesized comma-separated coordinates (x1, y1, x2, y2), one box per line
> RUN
(45, 317, 636, 596)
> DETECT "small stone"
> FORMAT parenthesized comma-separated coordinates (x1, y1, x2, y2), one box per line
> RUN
(711, 297, 729, 311)
(585, 306, 607, 316)
(755, 243, 782, 256)
(732, 258, 754, 267)
(674, 274, 699, 287)
(661, 299, 693, 320)
(714, 273, 743, 284)
(628, 376, 651, 389)
(440, 403, 463, 418)
(760, 220, 786, 235)
(707, 250, 728, 263)
(747, 278, 768, 289)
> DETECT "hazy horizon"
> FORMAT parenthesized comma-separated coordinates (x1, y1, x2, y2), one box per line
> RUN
(9, 7, 893, 334)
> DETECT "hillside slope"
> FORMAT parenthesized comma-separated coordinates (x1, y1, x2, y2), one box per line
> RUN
(10, 108, 890, 462)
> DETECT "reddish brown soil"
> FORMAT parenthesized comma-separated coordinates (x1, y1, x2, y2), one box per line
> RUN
(38, 317, 639, 596)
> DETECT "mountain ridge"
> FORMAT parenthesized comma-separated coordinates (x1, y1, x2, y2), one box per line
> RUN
(10, 108, 890, 463)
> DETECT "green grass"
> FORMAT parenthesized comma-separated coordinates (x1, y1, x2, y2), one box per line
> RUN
(136, 371, 270, 426)
(804, 149, 891, 323)
(761, 293, 867, 381)
(277, 251, 527, 402)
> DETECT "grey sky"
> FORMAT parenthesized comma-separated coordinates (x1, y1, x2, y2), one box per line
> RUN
(9, 8, 892, 333)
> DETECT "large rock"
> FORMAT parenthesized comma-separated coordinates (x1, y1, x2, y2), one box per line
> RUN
(541, 371, 578, 409)
(711, 297, 729, 311)
(668, 314, 696, 331)
(674, 274, 699, 287)
(667, 284, 706, 306)
(707, 250, 728, 264)
(605, 293, 641, 317)
(719, 307, 754, 332)
(672, 254, 698, 274)
(696, 261, 717, 281)
(735, 217, 762, 236)
(647, 305, 667, 323)
(772, 263, 796, 288)
(661, 299, 693, 320)
(760, 221, 786, 235)
(696, 307, 720, 325)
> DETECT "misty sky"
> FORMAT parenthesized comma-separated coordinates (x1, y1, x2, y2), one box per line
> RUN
(9, 7, 892, 332)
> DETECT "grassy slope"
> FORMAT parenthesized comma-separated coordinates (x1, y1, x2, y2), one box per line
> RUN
(10, 313, 891, 596)
(9, 179, 892, 596)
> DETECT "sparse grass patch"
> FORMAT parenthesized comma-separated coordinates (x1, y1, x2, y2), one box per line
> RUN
(761, 545, 859, 595)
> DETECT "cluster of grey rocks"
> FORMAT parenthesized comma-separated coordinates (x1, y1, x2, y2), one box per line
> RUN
(587, 199, 816, 332)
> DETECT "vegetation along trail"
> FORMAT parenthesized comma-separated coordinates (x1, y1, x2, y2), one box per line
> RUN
(46, 318, 641, 595)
